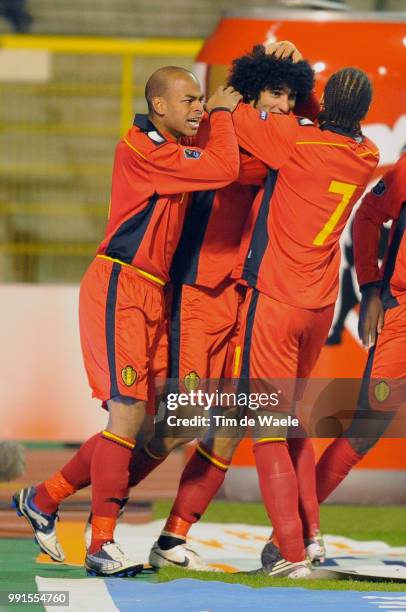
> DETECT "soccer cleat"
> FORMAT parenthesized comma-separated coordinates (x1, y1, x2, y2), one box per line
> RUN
(12, 487, 65, 562)
(305, 530, 326, 565)
(258, 541, 312, 578)
(85, 541, 144, 577)
(149, 540, 221, 571)
(84, 497, 129, 550)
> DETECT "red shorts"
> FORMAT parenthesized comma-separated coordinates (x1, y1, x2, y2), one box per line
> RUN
(79, 256, 168, 414)
(168, 279, 244, 390)
(229, 288, 334, 405)
(359, 302, 406, 412)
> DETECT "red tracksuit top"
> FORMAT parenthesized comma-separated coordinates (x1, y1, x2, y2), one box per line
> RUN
(97, 110, 240, 283)
(354, 152, 406, 308)
(232, 103, 379, 309)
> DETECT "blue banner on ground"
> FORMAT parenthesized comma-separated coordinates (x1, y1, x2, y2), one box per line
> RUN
(105, 579, 406, 612)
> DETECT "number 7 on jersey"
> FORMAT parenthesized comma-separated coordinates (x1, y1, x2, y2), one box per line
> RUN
(313, 180, 357, 246)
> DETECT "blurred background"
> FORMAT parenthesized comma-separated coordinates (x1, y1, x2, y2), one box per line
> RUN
(0, 1, 405, 516)
(0, 0, 404, 284)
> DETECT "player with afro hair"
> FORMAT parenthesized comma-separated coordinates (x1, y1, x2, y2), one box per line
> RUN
(228, 44, 315, 110)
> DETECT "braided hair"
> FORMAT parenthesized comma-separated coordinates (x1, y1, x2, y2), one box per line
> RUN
(320, 67, 372, 135)
(227, 45, 314, 105)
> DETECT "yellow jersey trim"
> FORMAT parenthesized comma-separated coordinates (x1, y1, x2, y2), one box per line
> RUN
(97, 254, 166, 286)
(256, 437, 286, 444)
(296, 141, 349, 148)
(233, 346, 242, 378)
(358, 149, 380, 158)
(123, 137, 147, 160)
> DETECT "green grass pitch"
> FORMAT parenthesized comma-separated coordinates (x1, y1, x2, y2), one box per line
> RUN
(153, 501, 406, 591)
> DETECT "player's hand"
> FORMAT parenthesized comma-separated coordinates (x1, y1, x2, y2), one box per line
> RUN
(205, 86, 242, 114)
(358, 287, 384, 349)
(265, 40, 303, 62)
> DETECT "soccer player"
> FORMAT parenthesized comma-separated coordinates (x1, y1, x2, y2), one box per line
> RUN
(146, 46, 317, 572)
(316, 152, 406, 503)
(12, 47, 317, 573)
(228, 66, 378, 576)
(12, 67, 242, 577)
(157, 66, 379, 578)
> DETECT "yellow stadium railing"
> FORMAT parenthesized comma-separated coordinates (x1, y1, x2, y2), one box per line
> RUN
(0, 35, 203, 134)
(0, 35, 203, 282)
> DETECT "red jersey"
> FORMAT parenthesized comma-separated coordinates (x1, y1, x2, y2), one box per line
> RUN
(97, 110, 239, 283)
(169, 97, 318, 289)
(232, 103, 379, 308)
(354, 153, 406, 308)
(170, 151, 267, 288)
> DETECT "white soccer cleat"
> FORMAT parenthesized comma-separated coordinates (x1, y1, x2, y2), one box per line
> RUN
(85, 541, 144, 577)
(12, 486, 65, 562)
(149, 540, 222, 571)
(256, 541, 312, 578)
(305, 531, 326, 565)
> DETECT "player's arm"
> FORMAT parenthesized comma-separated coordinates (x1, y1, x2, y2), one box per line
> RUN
(354, 160, 405, 347)
(147, 111, 239, 194)
(237, 151, 268, 186)
(232, 103, 297, 169)
(146, 86, 241, 194)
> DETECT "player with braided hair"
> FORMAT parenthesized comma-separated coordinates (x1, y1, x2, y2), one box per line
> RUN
(155, 65, 378, 578)
(319, 67, 372, 134)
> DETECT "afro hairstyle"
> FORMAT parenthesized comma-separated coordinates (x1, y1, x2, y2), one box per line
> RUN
(227, 45, 314, 105)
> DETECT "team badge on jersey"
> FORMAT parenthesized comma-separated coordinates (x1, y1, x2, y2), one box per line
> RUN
(260, 110, 268, 121)
(121, 365, 137, 387)
(184, 371, 200, 392)
(372, 179, 386, 196)
(184, 148, 202, 160)
(374, 380, 390, 403)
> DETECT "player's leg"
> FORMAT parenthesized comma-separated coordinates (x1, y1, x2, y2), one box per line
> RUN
(316, 303, 406, 502)
(18, 258, 161, 575)
(12, 259, 124, 563)
(81, 260, 167, 575)
(149, 423, 243, 570)
(150, 281, 243, 569)
(236, 290, 311, 576)
(288, 304, 334, 564)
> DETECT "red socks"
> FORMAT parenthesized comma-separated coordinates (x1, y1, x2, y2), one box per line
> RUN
(33, 471, 76, 515)
(288, 437, 319, 539)
(89, 430, 135, 553)
(166, 442, 230, 533)
(316, 437, 363, 503)
(33, 432, 101, 514)
(60, 432, 100, 490)
(254, 440, 305, 563)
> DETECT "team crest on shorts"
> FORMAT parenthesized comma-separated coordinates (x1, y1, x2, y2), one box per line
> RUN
(121, 365, 137, 387)
(374, 380, 390, 403)
(184, 371, 200, 392)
